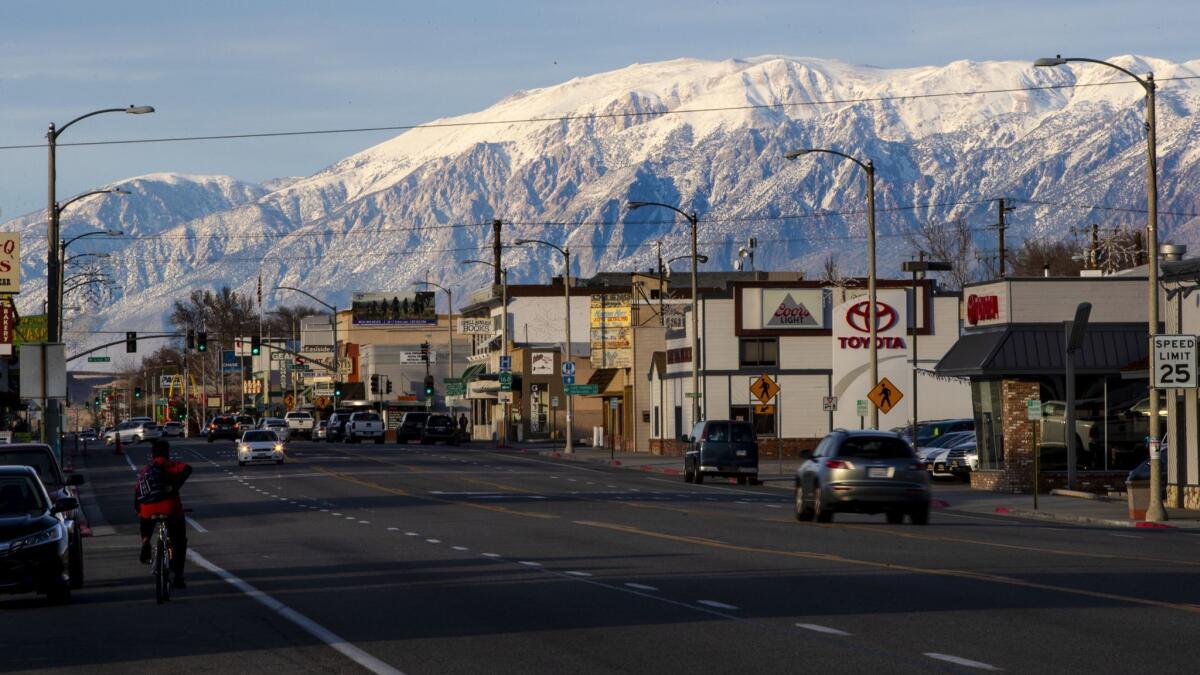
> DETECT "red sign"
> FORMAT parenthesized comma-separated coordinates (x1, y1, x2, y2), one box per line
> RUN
(845, 300, 898, 333)
(0, 305, 13, 345)
(966, 294, 1000, 325)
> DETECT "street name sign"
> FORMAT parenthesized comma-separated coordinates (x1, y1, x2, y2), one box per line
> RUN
(1152, 334, 1198, 388)
(565, 383, 598, 396)
(87, 356, 110, 363)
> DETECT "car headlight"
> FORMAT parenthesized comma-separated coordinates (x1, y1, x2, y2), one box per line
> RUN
(3, 523, 65, 552)
(238, 444, 249, 453)
(274, 444, 284, 452)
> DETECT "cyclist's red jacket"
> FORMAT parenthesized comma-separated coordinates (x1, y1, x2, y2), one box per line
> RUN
(135, 457, 192, 519)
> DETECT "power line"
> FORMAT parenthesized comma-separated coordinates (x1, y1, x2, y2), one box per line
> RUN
(2, 75, 1197, 152)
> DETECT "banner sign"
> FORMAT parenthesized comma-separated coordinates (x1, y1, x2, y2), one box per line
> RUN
(761, 289, 824, 329)
(590, 293, 633, 369)
(352, 291, 436, 325)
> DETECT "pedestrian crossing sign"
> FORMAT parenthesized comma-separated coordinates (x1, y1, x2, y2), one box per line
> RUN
(867, 377, 903, 415)
(751, 373, 779, 404)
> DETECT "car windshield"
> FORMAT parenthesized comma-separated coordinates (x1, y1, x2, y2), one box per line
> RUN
(243, 431, 277, 442)
(428, 415, 452, 425)
(0, 475, 44, 516)
(287, 412, 312, 419)
(355, 413, 381, 422)
(264, 419, 285, 425)
(837, 437, 914, 460)
(0, 450, 58, 487)
(215, 417, 234, 424)
(405, 414, 429, 424)
(237, 417, 254, 425)
(730, 423, 755, 442)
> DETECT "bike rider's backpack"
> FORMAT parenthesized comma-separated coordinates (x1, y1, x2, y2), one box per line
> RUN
(136, 463, 169, 504)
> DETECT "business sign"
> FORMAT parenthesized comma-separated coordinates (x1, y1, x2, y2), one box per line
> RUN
(761, 289, 824, 329)
(531, 352, 555, 375)
(243, 379, 263, 395)
(590, 293, 633, 369)
(300, 344, 334, 353)
(1152, 334, 1198, 389)
(398, 350, 437, 365)
(832, 289, 909, 428)
(14, 314, 47, 346)
(458, 318, 493, 335)
(0, 233, 19, 293)
(966, 294, 1000, 326)
(270, 350, 290, 361)
(351, 291, 436, 325)
(0, 305, 14, 354)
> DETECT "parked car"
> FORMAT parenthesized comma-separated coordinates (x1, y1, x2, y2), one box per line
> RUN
(207, 415, 239, 442)
(0, 444, 85, 588)
(396, 412, 430, 444)
(915, 430, 974, 463)
(161, 421, 184, 438)
(258, 417, 291, 442)
(284, 411, 315, 439)
(314, 420, 328, 441)
(345, 412, 384, 444)
(0, 465, 78, 604)
(421, 414, 458, 445)
(104, 421, 162, 446)
(237, 430, 285, 466)
(901, 418, 974, 446)
(682, 420, 759, 485)
(795, 430, 930, 524)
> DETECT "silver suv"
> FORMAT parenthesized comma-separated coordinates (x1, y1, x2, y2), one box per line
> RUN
(104, 421, 162, 446)
(795, 430, 930, 525)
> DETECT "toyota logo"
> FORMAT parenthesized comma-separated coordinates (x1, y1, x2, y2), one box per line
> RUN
(846, 300, 898, 333)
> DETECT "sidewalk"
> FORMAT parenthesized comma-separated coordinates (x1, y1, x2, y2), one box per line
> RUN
(511, 442, 1200, 530)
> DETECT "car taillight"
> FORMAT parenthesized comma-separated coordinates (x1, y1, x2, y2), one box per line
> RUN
(825, 459, 852, 469)
(209, 423, 216, 429)
(908, 462, 924, 471)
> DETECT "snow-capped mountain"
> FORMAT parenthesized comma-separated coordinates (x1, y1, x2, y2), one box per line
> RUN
(5, 55, 1200, 360)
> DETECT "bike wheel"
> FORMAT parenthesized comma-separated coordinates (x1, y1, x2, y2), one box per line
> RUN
(154, 537, 171, 604)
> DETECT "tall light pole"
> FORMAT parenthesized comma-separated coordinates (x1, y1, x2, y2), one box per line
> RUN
(59, 217, 125, 332)
(786, 148, 880, 428)
(902, 259, 952, 443)
(46, 105, 152, 457)
(628, 201, 703, 428)
(274, 286, 339, 403)
(464, 259, 510, 447)
(416, 278, 454, 413)
(515, 239, 575, 454)
(1035, 55, 1166, 521)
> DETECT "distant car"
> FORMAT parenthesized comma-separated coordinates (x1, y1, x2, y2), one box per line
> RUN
(235, 416, 256, 434)
(79, 429, 98, 443)
(345, 412, 384, 444)
(161, 421, 184, 438)
(396, 413, 430, 444)
(207, 415, 239, 442)
(0, 465, 78, 604)
(795, 430, 930, 524)
(421, 414, 458, 445)
(104, 421, 162, 446)
(325, 413, 350, 443)
(284, 411, 315, 439)
(258, 417, 290, 442)
(0, 444, 85, 588)
(314, 420, 328, 441)
(682, 420, 759, 485)
(237, 430, 285, 466)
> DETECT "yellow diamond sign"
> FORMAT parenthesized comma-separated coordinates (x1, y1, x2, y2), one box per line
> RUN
(867, 377, 903, 415)
(751, 373, 780, 405)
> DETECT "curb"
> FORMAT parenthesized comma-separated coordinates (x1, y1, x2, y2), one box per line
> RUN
(991, 506, 1178, 529)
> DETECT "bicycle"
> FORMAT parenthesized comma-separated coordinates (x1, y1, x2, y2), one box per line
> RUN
(149, 514, 173, 604)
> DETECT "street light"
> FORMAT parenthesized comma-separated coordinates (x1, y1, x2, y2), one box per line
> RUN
(902, 259, 952, 443)
(627, 201, 703, 428)
(463, 258, 510, 447)
(515, 238, 575, 454)
(786, 147, 880, 428)
(666, 253, 708, 274)
(45, 106, 151, 457)
(274, 286, 339, 400)
(1035, 55, 1166, 521)
(415, 278, 454, 414)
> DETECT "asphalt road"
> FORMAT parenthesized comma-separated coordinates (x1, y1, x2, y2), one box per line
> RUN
(5, 437, 1200, 674)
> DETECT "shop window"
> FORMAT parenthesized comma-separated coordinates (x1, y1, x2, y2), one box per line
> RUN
(730, 405, 776, 438)
(972, 380, 1004, 470)
(654, 406, 660, 437)
(739, 338, 778, 368)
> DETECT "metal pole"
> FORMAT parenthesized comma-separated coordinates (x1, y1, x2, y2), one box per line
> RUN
(866, 162, 879, 429)
(1065, 320, 1077, 489)
(1145, 75, 1167, 522)
(332, 306, 339, 408)
(447, 288, 453, 415)
(690, 213, 701, 427)
(657, 241, 665, 324)
(564, 250, 574, 454)
(45, 125, 61, 459)
(911, 269, 918, 443)
(502, 269, 509, 447)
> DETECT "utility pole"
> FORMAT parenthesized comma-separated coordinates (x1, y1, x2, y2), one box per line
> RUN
(1090, 224, 1100, 271)
(492, 219, 503, 289)
(656, 240, 665, 325)
(996, 198, 1015, 277)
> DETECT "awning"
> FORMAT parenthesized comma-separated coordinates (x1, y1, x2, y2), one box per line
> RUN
(587, 368, 627, 396)
(935, 324, 1148, 378)
(459, 363, 486, 382)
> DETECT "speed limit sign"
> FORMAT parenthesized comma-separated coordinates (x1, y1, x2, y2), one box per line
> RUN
(1152, 335, 1198, 388)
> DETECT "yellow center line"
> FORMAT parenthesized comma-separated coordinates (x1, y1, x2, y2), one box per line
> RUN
(311, 465, 555, 519)
(573, 520, 1200, 615)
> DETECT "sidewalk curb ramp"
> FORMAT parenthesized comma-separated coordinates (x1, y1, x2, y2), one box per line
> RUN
(993, 506, 1178, 529)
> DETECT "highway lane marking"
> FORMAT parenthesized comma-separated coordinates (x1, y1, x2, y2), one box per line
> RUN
(311, 466, 555, 519)
(625, 583, 658, 591)
(697, 600, 740, 610)
(575, 520, 1200, 616)
(359, 521, 370, 524)
(564, 571, 593, 577)
(518, 561, 543, 567)
(1111, 534, 1143, 539)
(452, 546, 469, 551)
(387, 527, 399, 532)
(482, 553, 501, 558)
(796, 623, 852, 636)
(188, 551, 404, 675)
(923, 653, 1000, 671)
(405, 532, 419, 536)
(426, 539, 441, 544)
(185, 516, 208, 533)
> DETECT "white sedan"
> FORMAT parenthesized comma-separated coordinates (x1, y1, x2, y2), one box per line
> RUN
(237, 430, 285, 466)
(258, 417, 291, 442)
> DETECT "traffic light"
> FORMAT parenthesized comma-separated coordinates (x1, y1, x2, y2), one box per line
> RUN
(386, 378, 393, 394)
(250, 335, 261, 356)
(197, 332, 207, 353)
(134, 387, 142, 399)
(187, 329, 195, 351)
(94, 396, 100, 407)
(126, 331, 137, 353)
(423, 374, 434, 397)
(334, 382, 343, 398)
(370, 374, 379, 394)
(420, 341, 430, 361)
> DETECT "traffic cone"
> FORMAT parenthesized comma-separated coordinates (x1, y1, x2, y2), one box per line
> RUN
(114, 433, 123, 455)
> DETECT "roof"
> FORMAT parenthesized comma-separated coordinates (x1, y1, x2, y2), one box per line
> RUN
(586, 368, 626, 396)
(935, 323, 1148, 378)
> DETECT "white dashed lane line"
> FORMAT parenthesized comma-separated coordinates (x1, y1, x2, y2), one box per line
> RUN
(696, 600, 739, 610)
(796, 623, 852, 636)
(518, 561, 543, 567)
(451, 546, 469, 551)
(564, 571, 592, 577)
(624, 583, 658, 591)
(426, 539, 441, 544)
(923, 653, 1001, 671)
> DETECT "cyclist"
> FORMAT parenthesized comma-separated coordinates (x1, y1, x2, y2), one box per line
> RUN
(135, 439, 193, 588)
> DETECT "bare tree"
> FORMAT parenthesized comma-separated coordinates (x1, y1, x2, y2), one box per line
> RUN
(902, 219, 979, 290)
(265, 304, 323, 341)
(1009, 238, 1083, 277)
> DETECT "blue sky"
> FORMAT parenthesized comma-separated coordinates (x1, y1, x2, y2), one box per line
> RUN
(1, 0, 1196, 216)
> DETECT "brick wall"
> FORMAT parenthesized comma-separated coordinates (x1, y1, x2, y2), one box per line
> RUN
(996, 379, 1039, 493)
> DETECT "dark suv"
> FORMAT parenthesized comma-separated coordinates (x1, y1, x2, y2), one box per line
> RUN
(397, 412, 430, 444)
(0, 444, 86, 588)
(421, 414, 458, 445)
(207, 415, 239, 442)
(682, 420, 759, 485)
(795, 430, 930, 524)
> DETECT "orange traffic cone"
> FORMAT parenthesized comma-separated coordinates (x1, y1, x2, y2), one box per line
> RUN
(114, 432, 123, 455)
